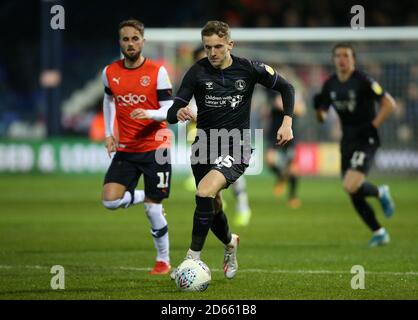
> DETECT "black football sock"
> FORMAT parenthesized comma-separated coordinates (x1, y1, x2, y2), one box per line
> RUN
(288, 175, 298, 199)
(210, 210, 232, 245)
(268, 164, 283, 180)
(357, 181, 379, 197)
(190, 196, 215, 251)
(350, 193, 381, 231)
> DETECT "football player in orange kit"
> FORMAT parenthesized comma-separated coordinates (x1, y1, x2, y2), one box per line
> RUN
(101, 20, 173, 275)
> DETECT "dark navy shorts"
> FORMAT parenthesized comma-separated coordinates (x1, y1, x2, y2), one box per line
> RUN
(104, 149, 171, 201)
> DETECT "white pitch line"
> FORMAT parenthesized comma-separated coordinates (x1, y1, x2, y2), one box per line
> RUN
(117, 267, 152, 272)
(1, 265, 417, 276)
(0, 265, 47, 270)
(116, 266, 418, 276)
(216, 268, 418, 276)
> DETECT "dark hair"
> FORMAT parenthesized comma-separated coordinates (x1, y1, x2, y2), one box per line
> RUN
(332, 42, 356, 59)
(118, 19, 145, 37)
(201, 20, 231, 40)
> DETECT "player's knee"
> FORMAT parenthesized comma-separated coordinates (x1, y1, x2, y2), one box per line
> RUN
(102, 184, 126, 202)
(196, 188, 215, 198)
(343, 181, 359, 195)
(102, 199, 121, 210)
(102, 192, 121, 201)
(288, 163, 298, 175)
(265, 150, 276, 165)
(266, 158, 274, 167)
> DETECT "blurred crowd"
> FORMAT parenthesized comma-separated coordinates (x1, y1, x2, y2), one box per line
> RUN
(83, 41, 418, 149)
(214, 0, 418, 28)
(0, 0, 417, 144)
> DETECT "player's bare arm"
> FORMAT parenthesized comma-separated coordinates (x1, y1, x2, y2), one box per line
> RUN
(371, 92, 397, 128)
(167, 101, 192, 124)
(313, 91, 329, 123)
(130, 65, 173, 121)
(105, 135, 117, 157)
(276, 115, 294, 146)
(269, 72, 295, 146)
(130, 103, 173, 122)
(316, 109, 328, 123)
(130, 108, 150, 119)
(176, 106, 195, 122)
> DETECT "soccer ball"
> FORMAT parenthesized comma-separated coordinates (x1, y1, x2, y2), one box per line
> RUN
(175, 259, 211, 292)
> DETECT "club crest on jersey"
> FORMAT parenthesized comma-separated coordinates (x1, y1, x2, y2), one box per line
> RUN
(205, 82, 214, 90)
(140, 75, 151, 86)
(235, 79, 246, 91)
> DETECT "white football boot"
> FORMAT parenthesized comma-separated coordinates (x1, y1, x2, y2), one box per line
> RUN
(224, 234, 240, 279)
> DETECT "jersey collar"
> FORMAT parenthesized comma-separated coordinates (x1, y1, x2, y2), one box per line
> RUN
(123, 57, 147, 70)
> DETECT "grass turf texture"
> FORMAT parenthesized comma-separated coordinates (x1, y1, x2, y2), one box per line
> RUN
(0, 174, 417, 300)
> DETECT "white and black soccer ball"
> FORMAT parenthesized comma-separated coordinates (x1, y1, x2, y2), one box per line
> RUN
(175, 259, 211, 292)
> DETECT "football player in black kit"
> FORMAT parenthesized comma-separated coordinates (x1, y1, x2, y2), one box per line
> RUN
(314, 43, 396, 247)
(167, 21, 295, 279)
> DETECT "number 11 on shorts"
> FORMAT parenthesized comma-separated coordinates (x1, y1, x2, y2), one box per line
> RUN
(157, 171, 170, 188)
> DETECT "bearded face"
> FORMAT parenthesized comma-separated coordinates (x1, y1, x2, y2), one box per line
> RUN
(119, 26, 144, 63)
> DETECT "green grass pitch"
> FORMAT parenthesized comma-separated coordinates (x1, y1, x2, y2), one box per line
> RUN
(0, 174, 417, 300)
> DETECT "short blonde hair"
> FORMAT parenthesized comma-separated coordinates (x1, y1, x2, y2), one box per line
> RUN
(201, 21, 230, 40)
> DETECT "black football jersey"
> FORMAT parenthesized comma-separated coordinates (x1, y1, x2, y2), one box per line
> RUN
(172, 55, 288, 136)
(317, 70, 385, 127)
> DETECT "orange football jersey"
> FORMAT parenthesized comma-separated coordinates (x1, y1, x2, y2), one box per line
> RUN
(104, 58, 172, 153)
